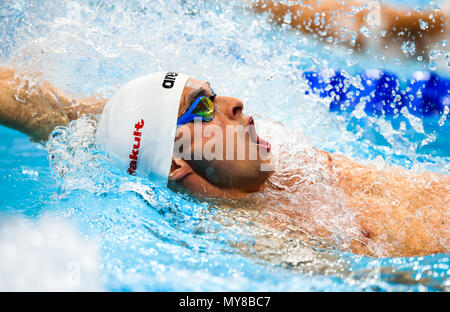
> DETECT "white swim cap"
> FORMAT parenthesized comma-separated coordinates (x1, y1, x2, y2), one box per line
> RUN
(97, 72, 189, 184)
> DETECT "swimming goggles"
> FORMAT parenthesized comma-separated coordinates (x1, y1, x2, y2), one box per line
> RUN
(177, 89, 216, 126)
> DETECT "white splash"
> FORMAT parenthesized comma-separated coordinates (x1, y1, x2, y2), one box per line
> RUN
(0, 215, 103, 291)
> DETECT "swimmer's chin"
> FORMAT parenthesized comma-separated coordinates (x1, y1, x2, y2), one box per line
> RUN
(168, 158, 275, 200)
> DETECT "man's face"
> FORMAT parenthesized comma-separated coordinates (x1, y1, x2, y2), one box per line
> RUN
(174, 77, 274, 192)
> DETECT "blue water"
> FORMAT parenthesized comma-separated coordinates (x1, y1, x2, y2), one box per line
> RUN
(0, 0, 449, 291)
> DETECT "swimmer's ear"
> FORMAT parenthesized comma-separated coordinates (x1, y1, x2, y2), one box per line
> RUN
(169, 158, 193, 181)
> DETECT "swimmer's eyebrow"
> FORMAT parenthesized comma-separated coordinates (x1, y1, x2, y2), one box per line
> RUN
(186, 87, 208, 110)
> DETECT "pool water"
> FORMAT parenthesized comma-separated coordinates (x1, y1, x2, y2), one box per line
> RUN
(0, 0, 449, 291)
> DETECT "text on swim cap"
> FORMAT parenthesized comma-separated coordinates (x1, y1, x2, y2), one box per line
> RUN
(128, 119, 145, 175)
(162, 72, 178, 89)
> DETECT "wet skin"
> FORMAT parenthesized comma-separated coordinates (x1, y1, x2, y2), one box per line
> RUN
(0, 67, 449, 258)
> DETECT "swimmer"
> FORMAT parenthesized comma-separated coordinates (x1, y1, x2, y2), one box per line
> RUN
(0, 66, 448, 258)
(251, 0, 448, 58)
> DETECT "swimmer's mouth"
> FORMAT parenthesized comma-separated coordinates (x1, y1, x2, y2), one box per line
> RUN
(248, 116, 271, 153)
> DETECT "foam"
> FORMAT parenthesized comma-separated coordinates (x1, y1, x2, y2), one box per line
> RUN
(0, 215, 102, 291)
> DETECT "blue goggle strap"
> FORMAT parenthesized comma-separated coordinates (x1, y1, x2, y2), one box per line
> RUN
(176, 95, 207, 126)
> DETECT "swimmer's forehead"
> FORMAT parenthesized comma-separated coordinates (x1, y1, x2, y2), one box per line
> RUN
(178, 77, 214, 118)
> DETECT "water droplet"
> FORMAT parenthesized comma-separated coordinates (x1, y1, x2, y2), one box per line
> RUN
(428, 61, 437, 71)
(431, 2, 441, 11)
(429, 49, 440, 60)
(359, 26, 370, 38)
(401, 41, 415, 56)
(283, 12, 292, 24)
(438, 105, 449, 126)
(399, 121, 406, 131)
(419, 19, 428, 30)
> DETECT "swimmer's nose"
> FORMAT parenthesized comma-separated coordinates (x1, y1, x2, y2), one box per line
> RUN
(223, 97, 244, 120)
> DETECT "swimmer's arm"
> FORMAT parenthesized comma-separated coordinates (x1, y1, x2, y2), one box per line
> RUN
(251, 0, 446, 51)
(0, 67, 106, 141)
